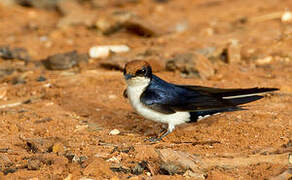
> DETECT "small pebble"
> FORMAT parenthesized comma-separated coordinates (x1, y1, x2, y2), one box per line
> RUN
(281, 11, 292, 23)
(109, 129, 120, 135)
(36, 76, 46, 82)
(79, 178, 94, 180)
(255, 56, 273, 65)
(89, 45, 130, 59)
(108, 94, 117, 99)
(64, 174, 72, 180)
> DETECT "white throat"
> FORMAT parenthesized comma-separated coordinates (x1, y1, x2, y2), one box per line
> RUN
(126, 76, 151, 88)
(126, 76, 190, 132)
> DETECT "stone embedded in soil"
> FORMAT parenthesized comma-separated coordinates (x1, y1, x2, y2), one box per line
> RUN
(72, 155, 88, 166)
(27, 159, 41, 170)
(195, 46, 217, 58)
(15, 0, 61, 9)
(160, 163, 185, 175)
(0, 154, 13, 170)
(165, 52, 215, 79)
(64, 174, 73, 180)
(255, 56, 273, 65)
(109, 129, 121, 135)
(132, 161, 147, 175)
(99, 54, 129, 71)
(99, 49, 165, 72)
(183, 170, 206, 179)
(95, 13, 158, 37)
(57, 0, 97, 28)
(36, 76, 46, 82)
(269, 168, 292, 180)
(52, 142, 65, 155)
(83, 157, 114, 177)
(34, 117, 52, 124)
(2, 167, 17, 175)
(91, 0, 140, 8)
(23, 137, 62, 153)
(282, 140, 292, 148)
(23, 155, 57, 172)
(0, 46, 30, 62)
(111, 146, 134, 154)
(43, 51, 88, 70)
(156, 149, 203, 175)
(220, 40, 241, 63)
(206, 171, 235, 180)
(95, 16, 124, 35)
(110, 164, 131, 173)
(122, 18, 159, 37)
(0, 68, 14, 80)
(79, 178, 95, 180)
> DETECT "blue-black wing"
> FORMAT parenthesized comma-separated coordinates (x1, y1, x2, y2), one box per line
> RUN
(140, 75, 277, 114)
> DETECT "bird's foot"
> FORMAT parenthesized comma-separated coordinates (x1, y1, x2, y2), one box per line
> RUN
(144, 136, 162, 142)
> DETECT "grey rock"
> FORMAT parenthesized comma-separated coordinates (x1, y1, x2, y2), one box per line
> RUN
(160, 163, 185, 175)
(0, 154, 13, 168)
(22, 137, 61, 153)
(156, 149, 203, 175)
(15, 0, 61, 10)
(132, 161, 147, 175)
(166, 52, 215, 79)
(57, 1, 97, 28)
(0, 68, 14, 79)
(122, 19, 158, 37)
(99, 54, 129, 71)
(43, 51, 88, 70)
(95, 13, 158, 37)
(27, 159, 41, 170)
(0, 46, 30, 62)
(195, 47, 217, 58)
(220, 40, 241, 63)
(110, 164, 131, 173)
(3, 167, 17, 175)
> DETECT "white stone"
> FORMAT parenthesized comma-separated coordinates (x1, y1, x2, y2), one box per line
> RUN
(79, 178, 94, 180)
(109, 129, 120, 135)
(89, 45, 130, 58)
(255, 56, 273, 65)
(281, 11, 292, 23)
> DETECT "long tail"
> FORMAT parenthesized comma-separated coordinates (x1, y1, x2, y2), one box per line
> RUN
(183, 86, 278, 106)
(218, 88, 278, 106)
(186, 87, 278, 122)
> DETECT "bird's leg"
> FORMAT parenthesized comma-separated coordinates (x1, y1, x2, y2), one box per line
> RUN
(145, 124, 174, 142)
(159, 124, 168, 134)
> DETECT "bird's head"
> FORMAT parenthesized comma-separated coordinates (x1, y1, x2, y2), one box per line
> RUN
(124, 60, 152, 87)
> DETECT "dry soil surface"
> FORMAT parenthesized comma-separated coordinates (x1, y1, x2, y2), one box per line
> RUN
(0, 0, 291, 179)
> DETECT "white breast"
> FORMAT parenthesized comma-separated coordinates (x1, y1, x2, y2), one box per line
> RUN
(126, 79, 190, 130)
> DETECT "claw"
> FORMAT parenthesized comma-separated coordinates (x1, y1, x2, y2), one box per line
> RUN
(144, 136, 161, 142)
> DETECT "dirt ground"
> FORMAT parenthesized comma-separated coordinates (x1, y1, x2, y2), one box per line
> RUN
(0, 0, 291, 179)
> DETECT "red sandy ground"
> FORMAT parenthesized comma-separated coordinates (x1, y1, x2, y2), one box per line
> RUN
(0, 0, 291, 179)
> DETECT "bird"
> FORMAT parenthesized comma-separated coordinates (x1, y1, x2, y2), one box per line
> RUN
(123, 60, 278, 142)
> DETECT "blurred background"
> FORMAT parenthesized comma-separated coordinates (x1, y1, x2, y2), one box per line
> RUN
(0, 0, 291, 179)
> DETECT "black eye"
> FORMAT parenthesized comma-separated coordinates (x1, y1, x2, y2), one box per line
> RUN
(135, 68, 146, 76)
(123, 68, 126, 75)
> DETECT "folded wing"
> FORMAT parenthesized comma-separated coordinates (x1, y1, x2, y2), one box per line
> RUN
(140, 81, 277, 114)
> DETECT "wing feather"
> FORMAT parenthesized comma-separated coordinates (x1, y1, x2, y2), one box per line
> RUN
(139, 75, 278, 114)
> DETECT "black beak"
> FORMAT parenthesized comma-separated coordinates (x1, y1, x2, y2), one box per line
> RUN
(124, 74, 132, 80)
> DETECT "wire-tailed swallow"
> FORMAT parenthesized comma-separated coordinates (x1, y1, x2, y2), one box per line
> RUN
(123, 60, 278, 142)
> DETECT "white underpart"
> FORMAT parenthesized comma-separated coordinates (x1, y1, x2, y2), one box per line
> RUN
(126, 77, 190, 133)
(197, 112, 221, 122)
